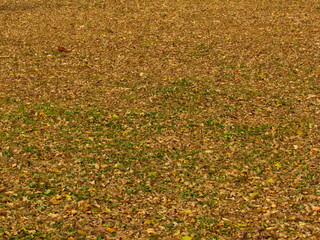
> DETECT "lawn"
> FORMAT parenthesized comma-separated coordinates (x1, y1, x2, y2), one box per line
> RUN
(0, 0, 319, 239)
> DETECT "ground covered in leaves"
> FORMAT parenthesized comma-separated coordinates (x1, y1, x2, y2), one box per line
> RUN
(0, 0, 319, 239)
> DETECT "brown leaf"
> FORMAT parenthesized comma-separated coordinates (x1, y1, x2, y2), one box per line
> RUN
(57, 46, 72, 53)
(0, 209, 7, 216)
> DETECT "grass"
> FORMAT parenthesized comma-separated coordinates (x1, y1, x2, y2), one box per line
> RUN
(0, 0, 320, 239)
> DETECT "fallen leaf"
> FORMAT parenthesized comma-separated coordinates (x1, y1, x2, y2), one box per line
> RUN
(65, 194, 72, 200)
(77, 230, 86, 235)
(250, 192, 259, 199)
(144, 219, 152, 225)
(274, 163, 282, 168)
(50, 199, 61, 205)
(181, 236, 193, 240)
(267, 178, 274, 184)
(266, 226, 278, 231)
(55, 194, 62, 200)
(57, 46, 72, 52)
(69, 209, 77, 214)
(0, 210, 7, 216)
(173, 231, 181, 236)
(146, 228, 156, 234)
(48, 213, 59, 218)
(183, 209, 191, 214)
(103, 207, 112, 213)
(106, 227, 117, 233)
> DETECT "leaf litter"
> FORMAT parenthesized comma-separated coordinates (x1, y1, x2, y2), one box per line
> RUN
(0, 0, 319, 239)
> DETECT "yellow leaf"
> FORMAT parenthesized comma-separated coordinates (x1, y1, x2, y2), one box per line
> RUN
(274, 163, 282, 168)
(250, 192, 259, 199)
(181, 236, 193, 240)
(267, 178, 274, 184)
(65, 194, 72, 199)
(237, 223, 247, 227)
(112, 114, 119, 118)
(104, 207, 112, 213)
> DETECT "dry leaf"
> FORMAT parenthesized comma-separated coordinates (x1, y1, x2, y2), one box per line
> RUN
(181, 236, 193, 240)
(146, 228, 157, 234)
(266, 226, 278, 231)
(50, 199, 61, 205)
(55, 194, 62, 200)
(0, 210, 7, 216)
(144, 219, 152, 225)
(106, 227, 116, 233)
(57, 46, 72, 53)
(69, 209, 78, 214)
(103, 207, 112, 213)
(250, 192, 259, 199)
(274, 162, 282, 168)
(77, 230, 86, 235)
(267, 178, 274, 184)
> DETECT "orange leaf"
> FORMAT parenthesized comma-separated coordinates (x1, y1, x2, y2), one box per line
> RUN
(106, 227, 116, 233)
